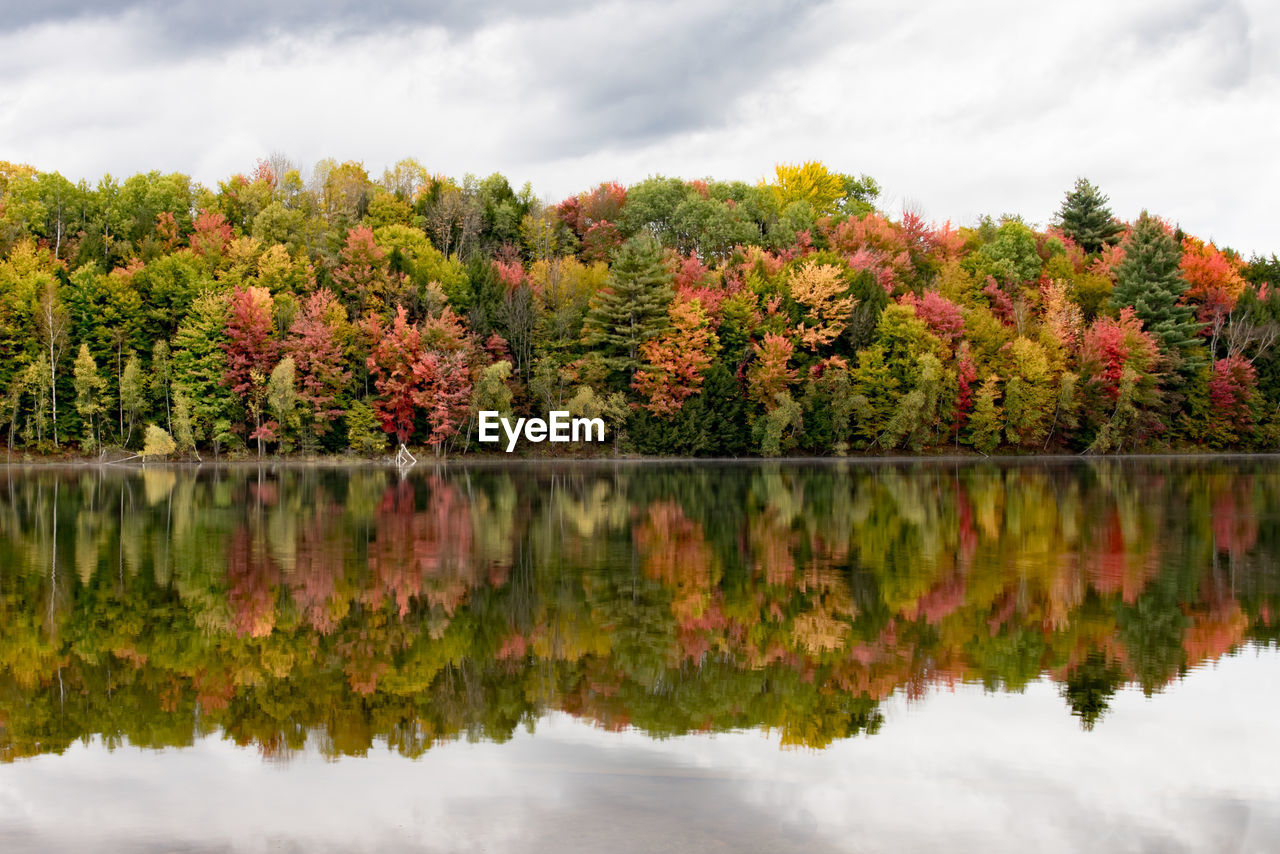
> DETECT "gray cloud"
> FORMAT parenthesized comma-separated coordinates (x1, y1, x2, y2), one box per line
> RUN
(0, 0, 599, 44)
(513, 0, 838, 155)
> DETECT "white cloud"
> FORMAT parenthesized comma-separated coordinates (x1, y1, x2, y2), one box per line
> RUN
(1, 0, 1276, 253)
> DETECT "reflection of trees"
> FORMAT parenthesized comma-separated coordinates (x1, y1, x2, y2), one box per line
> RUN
(1, 461, 1279, 762)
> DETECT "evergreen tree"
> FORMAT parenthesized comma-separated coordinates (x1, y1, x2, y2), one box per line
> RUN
(1109, 212, 1203, 375)
(1055, 178, 1122, 253)
(581, 235, 673, 384)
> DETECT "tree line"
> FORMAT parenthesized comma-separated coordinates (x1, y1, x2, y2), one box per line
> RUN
(2, 157, 1278, 458)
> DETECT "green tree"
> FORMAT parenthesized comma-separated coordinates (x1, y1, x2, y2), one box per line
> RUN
(968, 375, 1003, 453)
(266, 356, 299, 453)
(345, 399, 386, 455)
(1055, 178, 1123, 254)
(119, 352, 146, 446)
(1109, 212, 1202, 375)
(581, 235, 673, 383)
(172, 390, 197, 458)
(72, 344, 109, 452)
(151, 339, 173, 432)
(172, 291, 232, 444)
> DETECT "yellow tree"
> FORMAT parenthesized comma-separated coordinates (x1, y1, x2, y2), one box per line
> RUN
(766, 161, 847, 218)
(789, 261, 858, 349)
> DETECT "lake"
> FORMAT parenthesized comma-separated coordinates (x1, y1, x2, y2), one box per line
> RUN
(0, 459, 1277, 853)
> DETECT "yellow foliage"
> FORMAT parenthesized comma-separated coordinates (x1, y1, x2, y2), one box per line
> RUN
(766, 161, 846, 218)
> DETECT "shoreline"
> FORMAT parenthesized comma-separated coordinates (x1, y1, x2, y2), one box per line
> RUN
(3, 450, 1279, 471)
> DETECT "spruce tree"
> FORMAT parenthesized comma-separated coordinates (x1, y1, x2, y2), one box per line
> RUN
(1056, 178, 1123, 253)
(581, 235, 673, 384)
(1109, 212, 1203, 374)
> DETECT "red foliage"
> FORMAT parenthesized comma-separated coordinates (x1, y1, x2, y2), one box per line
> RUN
(412, 349, 472, 446)
(249, 158, 276, 187)
(154, 211, 180, 250)
(483, 332, 511, 362)
(1079, 308, 1160, 400)
(581, 220, 622, 263)
(1182, 237, 1246, 326)
(190, 209, 232, 257)
(579, 182, 627, 227)
(1208, 356, 1257, 443)
(633, 298, 717, 416)
(982, 278, 1016, 325)
(331, 226, 388, 310)
(223, 285, 278, 396)
(900, 290, 964, 344)
(364, 305, 424, 444)
(824, 212, 914, 290)
(492, 258, 525, 291)
(364, 305, 473, 446)
(747, 333, 797, 409)
(287, 288, 351, 434)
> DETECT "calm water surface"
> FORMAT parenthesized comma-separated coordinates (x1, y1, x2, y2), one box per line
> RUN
(0, 459, 1277, 852)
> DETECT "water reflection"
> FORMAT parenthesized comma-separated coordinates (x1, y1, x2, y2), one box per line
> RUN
(1, 460, 1277, 763)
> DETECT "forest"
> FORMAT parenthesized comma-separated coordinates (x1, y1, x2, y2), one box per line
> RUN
(1, 157, 1279, 459)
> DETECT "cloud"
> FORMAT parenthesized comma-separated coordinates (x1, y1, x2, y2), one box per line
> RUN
(0, 0, 1277, 254)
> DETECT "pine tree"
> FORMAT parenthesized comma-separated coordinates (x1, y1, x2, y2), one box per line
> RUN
(581, 235, 673, 383)
(1056, 178, 1122, 253)
(1109, 212, 1203, 375)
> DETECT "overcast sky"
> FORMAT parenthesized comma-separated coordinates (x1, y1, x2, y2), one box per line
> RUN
(1, 0, 1277, 254)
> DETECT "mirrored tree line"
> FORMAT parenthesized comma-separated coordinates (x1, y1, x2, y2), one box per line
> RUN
(1, 461, 1277, 762)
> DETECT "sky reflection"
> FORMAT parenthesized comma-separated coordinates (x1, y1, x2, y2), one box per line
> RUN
(3, 646, 1276, 854)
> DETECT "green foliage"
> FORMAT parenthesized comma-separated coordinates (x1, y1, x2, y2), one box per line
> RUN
(968, 375, 1003, 454)
(72, 343, 108, 452)
(172, 291, 232, 442)
(1110, 212, 1203, 375)
(1055, 178, 1123, 254)
(345, 399, 387, 456)
(581, 235, 673, 384)
(757, 391, 803, 455)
